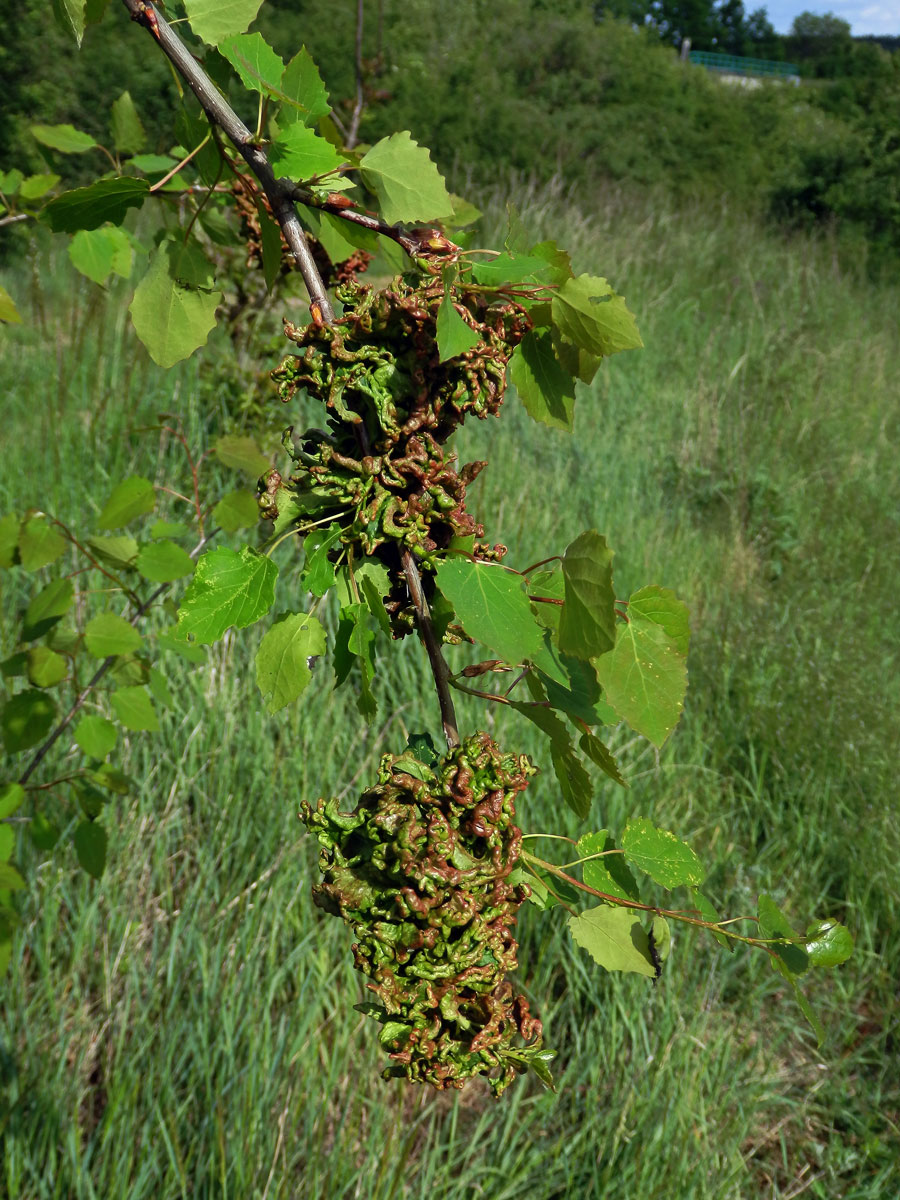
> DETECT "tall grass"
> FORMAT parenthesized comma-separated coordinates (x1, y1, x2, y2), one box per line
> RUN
(1, 184, 898, 1198)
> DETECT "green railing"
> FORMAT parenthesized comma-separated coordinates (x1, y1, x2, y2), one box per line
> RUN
(689, 50, 799, 79)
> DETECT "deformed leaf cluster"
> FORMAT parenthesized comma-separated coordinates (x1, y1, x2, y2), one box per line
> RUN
(300, 733, 548, 1095)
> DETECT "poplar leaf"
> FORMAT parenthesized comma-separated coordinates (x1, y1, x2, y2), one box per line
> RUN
(359, 132, 453, 225)
(255, 612, 326, 713)
(281, 47, 331, 125)
(18, 518, 66, 571)
(622, 817, 704, 888)
(130, 241, 221, 367)
(628, 585, 690, 657)
(568, 905, 656, 977)
(136, 540, 195, 583)
(212, 490, 260, 533)
(110, 91, 146, 154)
(509, 332, 576, 430)
(177, 546, 277, 644)
(84, 613, 143, 658)
(1, 690, 57, 752)
(594, 618, 687, 747)
(434, 560, 543, 665)
(577, 831, 640, 901)
(74, 820, 107, 879)
(510, 697, 592, 820)
(758, 894, 809, 976)
(551, 275, 643, 358)
(436, 294, 479, 362)
(74, 715, 117, 759)
(213, 435, 270, 476)
(559, 530, 615, 659)
(85, 535, 139, 568)
(26, 646, 67, 688)
(30, 123, 97, 153)
(50, 0, 87, 43)
(219, 32, 284, 96)
(96, 476, 155, 529)
(110, 685, 159, 732)
(184, 0, 264, 45)
(19, 174, 60, 201)
(0, 286, 22, 325)
(68, 226, 133, 286)
(23, 578, 74, 641)
(270, 123, 343, 182)
(0, 784, 25, 819)
(44, 178, 149, 232)
(804, 920, 853, 968)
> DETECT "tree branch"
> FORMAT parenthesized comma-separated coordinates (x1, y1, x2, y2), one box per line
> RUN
(401, 549, 459, 749)
(120, 0, 334, 322)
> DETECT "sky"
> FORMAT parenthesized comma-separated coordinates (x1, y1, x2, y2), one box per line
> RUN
(763, 1, 900, 35)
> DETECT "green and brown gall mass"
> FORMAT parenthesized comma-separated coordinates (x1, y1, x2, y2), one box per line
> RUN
(300, 733, 545, 1095)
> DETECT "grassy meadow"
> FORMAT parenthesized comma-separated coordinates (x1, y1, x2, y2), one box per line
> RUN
(1, 184, 898, 1198)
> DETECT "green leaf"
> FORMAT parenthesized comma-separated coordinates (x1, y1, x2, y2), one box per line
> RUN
(568, 905, 656, 977)
(788, 979, 826, 1046)
(110, 91, 146, 155)
(551, 275, 643, 358)
(110, 686, 159, 732)
(649, 916, 671, 973)
(510, 694, 592, 819)
(157, 630, 206, 664)
(212, 490, 261, 533)
(758, 894, 809, 976)
(0, 826, 13, 863)
(74, 820, 107, 879)
(359, 132, 453, 225)
(50, 0, 87, 43)
(68, 226, 133, 286)
(130, 241, 221, 368)
(301, 524, 342, 597)
(804, 920, 853, 968)
(359, 573, 392, 637)
(559, 530, 615, 659)
(269, 122, 343, 181)
(621, 817, 705, 889)
(255, 612, 326, 714)
(184, 0, 264, 45)
(436, 294, 479, 362)
(96, 476, 155, 529)
(471, 253, 552, 286)
(74, 715, 117, 759)
(577, 830, 640, 902)
(0, 169, 24, 194)
(26, 646, 67, 688)
(1, 690, 56, 753)
(85, 534, 139, 568)
(434, 560, 542, 665)
(22, 578, 74, 641)
(84, 613, 142, 658)
(594, 619, 687, 747)
(18, 517, 66, 571)
(281, 47, 331, 125)
(88, 763, 134, 794)
(0, 784, 25, 819)
(43, 178, 150, 232)
(149, 521, 191, 540)
(530, 239, 574, 285)
(219, 32, 284, 96)
(0, 863, 26, 891)
(579, 731, 627, 787)
(135, 540, 195, 583)
(509, 332, 576, 431)
(0, 286, 22, 325)
(333, 603, 377, 720)
(628, 586, 690, 657)
(552, 332, 603, 386)
(30, 123, 97, 153)
(29, 812, 61, 851)
(213, 435, 270, 477)
(177, 546, 278, 644)
(691, 888, 733, 951)
(19, 174, 60, 201)
(0, 653, 27, 679)
(148, 667, 173, 710)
